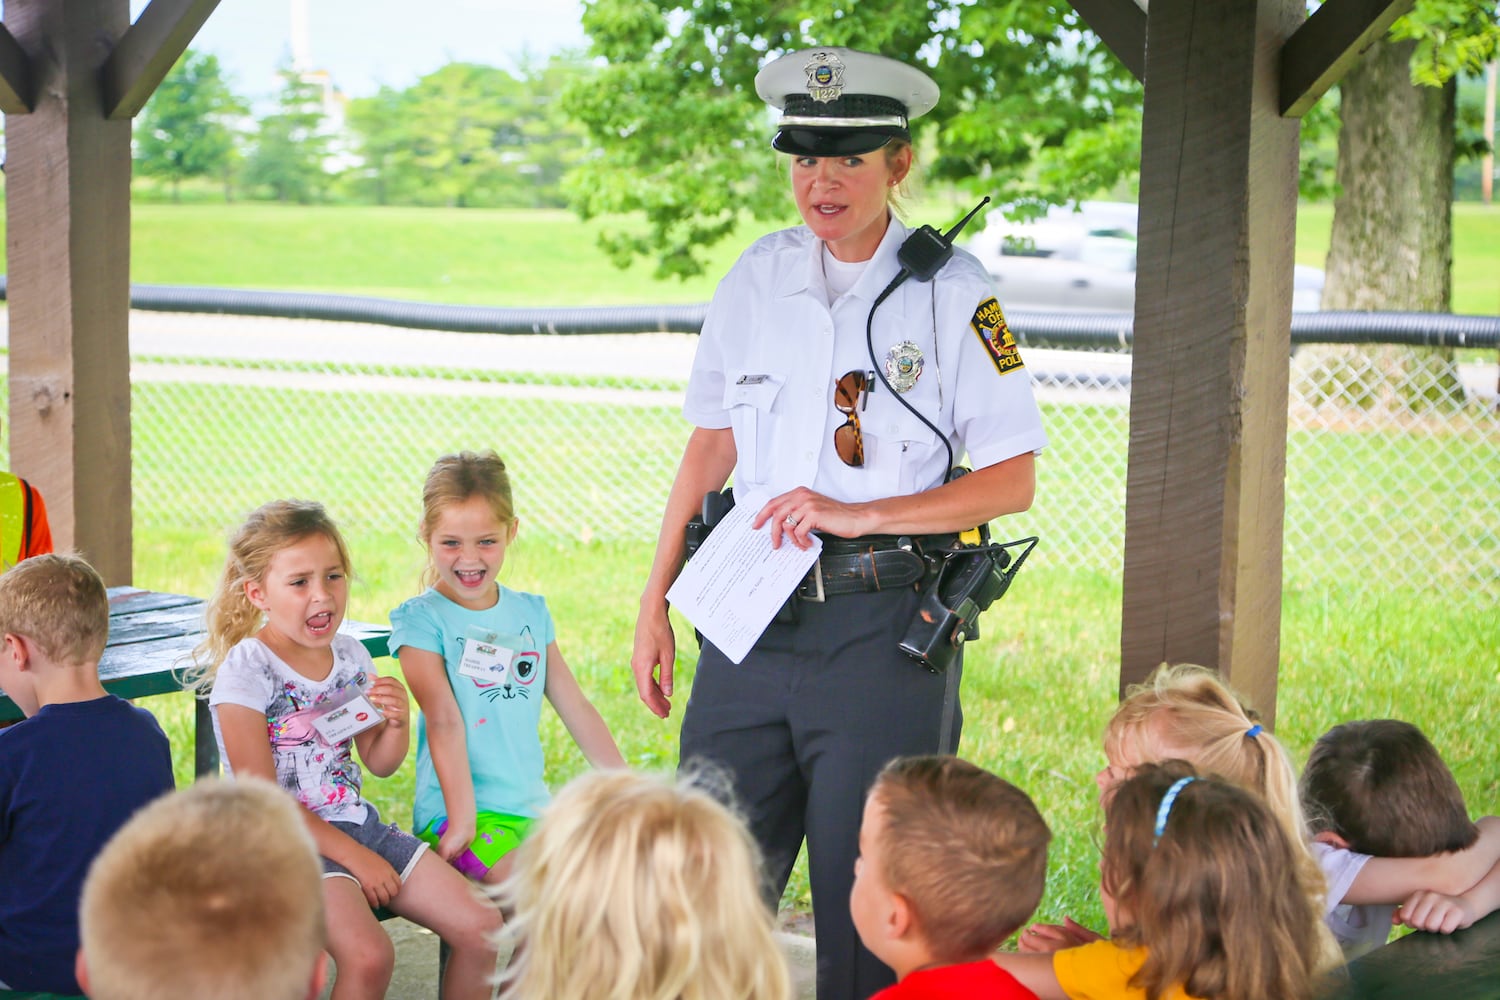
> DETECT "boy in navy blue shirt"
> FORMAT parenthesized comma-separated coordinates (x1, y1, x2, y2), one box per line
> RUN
(0, 554, 174, 994)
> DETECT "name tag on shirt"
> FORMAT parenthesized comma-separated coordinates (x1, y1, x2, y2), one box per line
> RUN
(311, 686, 385, 744)
(458, 626, 524, 683)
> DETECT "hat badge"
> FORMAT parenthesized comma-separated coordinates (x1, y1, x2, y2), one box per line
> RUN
(803, 51, 845, 103)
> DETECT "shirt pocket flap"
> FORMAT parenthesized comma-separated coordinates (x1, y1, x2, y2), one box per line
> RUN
(723, 372, 785, 410)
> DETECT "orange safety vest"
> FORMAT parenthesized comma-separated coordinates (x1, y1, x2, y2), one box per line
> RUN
(0, 472, 53, 571)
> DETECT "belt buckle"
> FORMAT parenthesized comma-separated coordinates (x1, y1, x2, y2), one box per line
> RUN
(801, 559, 825, 603)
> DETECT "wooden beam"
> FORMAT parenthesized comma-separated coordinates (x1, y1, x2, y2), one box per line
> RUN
(100, 0, 221, 120)
(1121, 0, 1304, 724)
(1068, 0, 1147, 82)
(1280, 0, 1415, 117)
(6, 0, 134, 584)
(0, 23, 36, 113)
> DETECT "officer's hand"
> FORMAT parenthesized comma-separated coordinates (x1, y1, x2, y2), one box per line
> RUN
(756, 487, 869, 549)
(631, 602, 675, 718)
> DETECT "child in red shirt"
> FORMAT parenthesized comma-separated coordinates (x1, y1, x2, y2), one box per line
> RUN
(852, 756, 1050, 999)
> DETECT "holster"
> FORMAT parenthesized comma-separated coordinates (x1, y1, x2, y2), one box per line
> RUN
(897, 532, 1039, 673)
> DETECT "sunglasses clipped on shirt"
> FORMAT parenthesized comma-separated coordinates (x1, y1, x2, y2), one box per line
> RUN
(834, 369, 874, 467)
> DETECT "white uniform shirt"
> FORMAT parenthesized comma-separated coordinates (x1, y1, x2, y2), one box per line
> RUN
(684, 218, 1046, 503)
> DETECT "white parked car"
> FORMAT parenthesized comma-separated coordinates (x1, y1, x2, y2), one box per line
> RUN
(961, 201, 1325, 312)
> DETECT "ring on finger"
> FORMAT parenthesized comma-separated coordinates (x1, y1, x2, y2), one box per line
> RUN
(783, 514, 800, 527)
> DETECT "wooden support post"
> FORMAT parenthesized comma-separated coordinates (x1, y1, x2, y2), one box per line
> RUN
(1120, 0, 1302, 724)
(5, 0, 133, 584)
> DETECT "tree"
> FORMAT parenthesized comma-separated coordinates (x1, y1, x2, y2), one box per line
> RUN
(1323, 2, 1498, 311)
(134, 50, 247, 201)
(565, 0, 1141, 279)
(345, 56, 594, 209)
(344, 84, 426, 206)
(1318, 1, 1498, 407)
(510, 51, 596, 207)
(243, 68, 334, 204)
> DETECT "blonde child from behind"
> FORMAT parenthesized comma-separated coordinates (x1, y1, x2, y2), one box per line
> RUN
(995, 761, 1328, 1000)
(0, 554, 174, 995)
(853, 756, 1050, 999)
(1022, 663, 1337, 969)
(77, 777, 328, 1000)
(498, 768, 792, 1000)
(189, 499, 501, 1000)
(389, 450, 624, 886)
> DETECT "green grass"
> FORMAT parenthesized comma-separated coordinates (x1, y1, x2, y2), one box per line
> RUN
(1295, 201, 1500, 315)
(104, 375, 1498, 928)
(123, 203, 761, 306)
(2, 196, 1495, 931)
(21, 197, 1500, 313)
(132, 541, 1500, 932)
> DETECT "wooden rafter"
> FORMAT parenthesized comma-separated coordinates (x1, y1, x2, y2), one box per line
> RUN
(0, 23, 34, 113)
(1280, 0, 1415, 117)
(101, 0, 222, 120)
(1069, 0, 1147, 82)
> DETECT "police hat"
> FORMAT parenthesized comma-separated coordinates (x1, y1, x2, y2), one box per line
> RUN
(755, 47, 939, 157)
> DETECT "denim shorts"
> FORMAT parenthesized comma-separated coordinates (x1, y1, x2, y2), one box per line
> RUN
(322, 804, 429, 885)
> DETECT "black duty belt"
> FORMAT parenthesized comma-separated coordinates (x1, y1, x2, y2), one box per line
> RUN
(794, 535, 951, 601)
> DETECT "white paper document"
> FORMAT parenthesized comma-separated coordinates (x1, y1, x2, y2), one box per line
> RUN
(666, 491, 822, 664)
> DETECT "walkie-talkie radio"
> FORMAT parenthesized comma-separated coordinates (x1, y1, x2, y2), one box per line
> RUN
(898, 531, 1037, 674)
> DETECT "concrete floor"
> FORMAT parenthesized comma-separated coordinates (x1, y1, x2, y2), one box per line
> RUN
(320, 917, 818, 999)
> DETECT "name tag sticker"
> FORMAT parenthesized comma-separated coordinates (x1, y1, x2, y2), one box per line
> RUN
(311, 689, 384, 744)
(458, 627, 520, 683)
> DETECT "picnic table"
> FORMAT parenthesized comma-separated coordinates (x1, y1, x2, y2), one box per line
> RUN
(1319, 909, 1500, 998)
(0, 587, 391, 776)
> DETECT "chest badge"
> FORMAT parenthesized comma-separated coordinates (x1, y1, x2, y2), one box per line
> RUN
(884, 341, 924, 393)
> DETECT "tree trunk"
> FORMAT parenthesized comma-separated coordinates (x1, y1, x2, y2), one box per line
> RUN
(1325, 35, 1454, 311)
(1315, 35, 1461, 413)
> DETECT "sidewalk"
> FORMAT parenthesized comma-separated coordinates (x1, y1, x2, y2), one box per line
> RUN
(327, 917, 818, 998)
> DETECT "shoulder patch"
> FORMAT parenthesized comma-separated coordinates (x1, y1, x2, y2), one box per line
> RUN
(971, 297, 1025, 375)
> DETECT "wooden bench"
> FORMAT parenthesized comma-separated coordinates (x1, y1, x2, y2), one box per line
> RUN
(0, 587, 392, 775)
(0, 588, 397, 1000)
(1319, 908, 1500, 998)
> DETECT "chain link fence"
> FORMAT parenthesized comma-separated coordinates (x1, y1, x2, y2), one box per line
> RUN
(7, 308, 1496, 603)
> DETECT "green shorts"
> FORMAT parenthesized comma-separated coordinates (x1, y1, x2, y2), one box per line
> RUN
(417, 812, 533, 880)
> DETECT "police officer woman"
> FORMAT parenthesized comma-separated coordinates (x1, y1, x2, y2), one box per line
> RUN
(630, 47, 1046, 1000)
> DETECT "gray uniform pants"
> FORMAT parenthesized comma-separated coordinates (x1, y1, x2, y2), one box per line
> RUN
(679, 585, 963, 1000)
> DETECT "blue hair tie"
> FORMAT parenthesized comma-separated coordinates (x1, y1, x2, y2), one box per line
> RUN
(1153, 777, 1197, 844)
(1246, 724, 1263, 738)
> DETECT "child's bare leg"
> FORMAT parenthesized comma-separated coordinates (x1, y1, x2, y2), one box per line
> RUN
(392, 852, 503, 1000)
(482, 853, 522, 975)
(480, 852, 517, 889)
(323, 877, 395, 1000)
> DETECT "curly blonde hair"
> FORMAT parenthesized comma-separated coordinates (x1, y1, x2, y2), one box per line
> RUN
(497, 769, 791, 1000)
(1102, 663, 1340, 969)
(185, 500, 353, 694)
